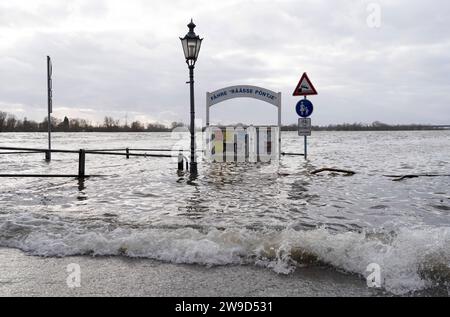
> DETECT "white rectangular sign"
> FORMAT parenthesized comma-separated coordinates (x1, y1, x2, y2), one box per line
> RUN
(298, 118, 311, 136)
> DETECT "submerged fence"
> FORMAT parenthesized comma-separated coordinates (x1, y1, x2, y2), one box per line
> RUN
(0, 143, 305, 179)
(0, 146, 177, 178)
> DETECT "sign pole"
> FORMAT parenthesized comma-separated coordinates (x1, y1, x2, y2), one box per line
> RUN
(46, 56, 52, 161)
(303, 96, 307, 160)
(293, 73, 317, 162)
(304, 135, 307, 160)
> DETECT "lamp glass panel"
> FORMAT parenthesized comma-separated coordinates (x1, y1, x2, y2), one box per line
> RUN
(181, 38, 189, 59)
(187, 39, 197, 59)
(195, 39, 202, 59)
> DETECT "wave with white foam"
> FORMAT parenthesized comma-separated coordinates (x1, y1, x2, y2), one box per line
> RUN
(0, 216, 449, 295)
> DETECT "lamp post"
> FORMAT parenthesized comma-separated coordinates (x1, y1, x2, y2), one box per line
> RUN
(180, 19, 203, 174)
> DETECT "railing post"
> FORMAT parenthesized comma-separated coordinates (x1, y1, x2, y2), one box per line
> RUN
(78, 149, 85, 178)
(178, 151, 184, 171)
(126, 148, 130, 159)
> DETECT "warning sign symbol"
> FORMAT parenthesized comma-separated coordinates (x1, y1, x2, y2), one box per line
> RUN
(293, 73, 318, 96)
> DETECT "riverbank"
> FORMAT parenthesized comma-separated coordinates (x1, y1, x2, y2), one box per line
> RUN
(0, 248, 377, 297)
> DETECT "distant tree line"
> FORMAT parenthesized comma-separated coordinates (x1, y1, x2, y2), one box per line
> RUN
(281, 121, 446, 131)
(0, 111, 185, 132)
(212, 121, 445, 131)
(0, 111, 445, 132)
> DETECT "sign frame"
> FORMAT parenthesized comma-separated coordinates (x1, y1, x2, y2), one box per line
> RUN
(206, 85, 282, 158)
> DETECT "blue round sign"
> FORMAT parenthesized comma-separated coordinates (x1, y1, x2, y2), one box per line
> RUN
(296, 99, 313, 117)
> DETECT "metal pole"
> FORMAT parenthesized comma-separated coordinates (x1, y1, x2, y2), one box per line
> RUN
(178, 151, 184, 171)
(303, 95, 307, 160)
(78, 149, 85, 178)
(304, 135, 307, 160)
(188, 65, 197, 174)
(206, 92, 210, 127)
(278, 92, 282, 159)
(46, 56, 52, 161)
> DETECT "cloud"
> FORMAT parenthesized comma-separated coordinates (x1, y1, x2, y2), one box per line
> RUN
(0, 0, 449, 125)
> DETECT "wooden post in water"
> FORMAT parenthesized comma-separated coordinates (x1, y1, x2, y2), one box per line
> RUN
(46, 56, 52, 161)
(126, 148, 130, 159)
(78, 149, 85, 178)
(178, 151, 184, 171)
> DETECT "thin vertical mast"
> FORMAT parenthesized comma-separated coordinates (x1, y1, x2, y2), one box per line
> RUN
(46, 56, 52, 161)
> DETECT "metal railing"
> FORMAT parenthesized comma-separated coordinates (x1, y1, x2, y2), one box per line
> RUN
(0, 146, 177, 178)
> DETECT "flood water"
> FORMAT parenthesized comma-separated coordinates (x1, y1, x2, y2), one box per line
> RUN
(0, 131, 449, 295)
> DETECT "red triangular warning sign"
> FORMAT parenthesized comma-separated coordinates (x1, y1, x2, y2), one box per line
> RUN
(293, 73, 318, 96)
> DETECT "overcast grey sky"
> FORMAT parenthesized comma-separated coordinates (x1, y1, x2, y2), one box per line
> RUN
(0, 0, 449, 126)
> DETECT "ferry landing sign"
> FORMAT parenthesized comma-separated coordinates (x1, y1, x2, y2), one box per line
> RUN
(208, 85, 279, 106)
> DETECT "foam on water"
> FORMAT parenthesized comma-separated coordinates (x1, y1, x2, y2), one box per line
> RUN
(0, 213, 449, 295)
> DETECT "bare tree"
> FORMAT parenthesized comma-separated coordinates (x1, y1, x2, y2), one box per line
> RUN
(0, 111, 7, 132)
(130, 120, 144, 131)
(5, 114, 17, 131)
(103, 116, 119, 131)
(170, 121, 185, 130)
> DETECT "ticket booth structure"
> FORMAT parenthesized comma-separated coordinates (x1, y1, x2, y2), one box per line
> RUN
(205, 85, 281, 163)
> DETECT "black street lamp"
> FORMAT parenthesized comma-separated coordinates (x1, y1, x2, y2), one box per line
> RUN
(180, 19, 203, 174)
